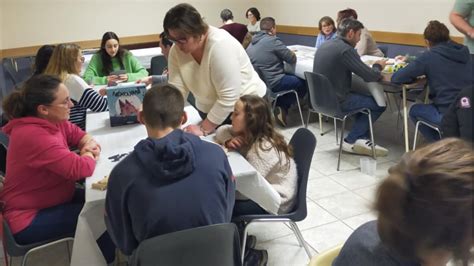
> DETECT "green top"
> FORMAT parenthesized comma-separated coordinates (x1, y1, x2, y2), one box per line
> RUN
(83, 51, 149, 85)
(453, 0, 474, 54)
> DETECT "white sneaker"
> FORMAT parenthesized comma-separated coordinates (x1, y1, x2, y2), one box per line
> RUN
(353, 139, 388, 157)
(342, 140, 355, 154)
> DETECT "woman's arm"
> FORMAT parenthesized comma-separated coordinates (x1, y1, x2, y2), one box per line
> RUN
(78, 88, 108, 112)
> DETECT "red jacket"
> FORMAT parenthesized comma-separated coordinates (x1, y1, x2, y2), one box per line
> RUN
(1, 117, 95, 233)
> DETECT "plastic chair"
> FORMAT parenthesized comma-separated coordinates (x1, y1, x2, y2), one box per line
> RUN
(304, 71, 376, 170)
(254, 65, 305, 127)
(0, 131, 9, 176)
(412, 119, 442, 150)
(150, 55, 167, 75)
(233, 128, 317, 262)
(129, 223, 242, 266)
(1, 219, 73, 266)
(308, 243, 343, 266)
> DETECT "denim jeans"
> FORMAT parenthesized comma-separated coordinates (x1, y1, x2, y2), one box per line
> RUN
(409, 103, 442, 142)
(272, 74, 307, 111)
(14, 189, 116, 263)
(341, 93, 386, 144)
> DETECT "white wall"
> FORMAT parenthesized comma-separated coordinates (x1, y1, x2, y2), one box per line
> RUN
(0, 0, 462, 50)
(259, 0, 461, 37)
(1, 0, 254, 50)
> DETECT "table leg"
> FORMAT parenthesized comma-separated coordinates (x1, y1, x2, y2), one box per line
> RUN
(402, 86, 409, 152)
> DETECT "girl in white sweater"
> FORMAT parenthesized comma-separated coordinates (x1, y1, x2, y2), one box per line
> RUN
(215, 95, 298, 215)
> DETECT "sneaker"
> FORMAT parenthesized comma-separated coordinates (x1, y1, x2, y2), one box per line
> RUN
(342, 140, 355, 154)
(274, 106, 287, 127)
(353, 139, 389, 157)
(244, 248, 268, 266)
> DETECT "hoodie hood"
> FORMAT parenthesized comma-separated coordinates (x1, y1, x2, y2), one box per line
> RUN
(134, 129, 196, 181)
(2, 117, 59, 136)
(431, 41, 470, 64)
(251, 31, 268, 45)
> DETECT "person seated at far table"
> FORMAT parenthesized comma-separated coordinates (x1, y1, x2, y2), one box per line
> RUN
(220, 8, 252, 48)
(84, 31, 148, 86)
(32, 45, 55, 76)
(246, 17, 307, 127)
(105, 84, 235, 256)
(333, 138, 473, 266)
(246, 7, 261, 34)
(391, 20, 473, 142)
(315, 16, 337, 49)
(0, 74, 115, 264)
(313, 18, 388, 156)
(137, 32, 173, 86)
(336, 8, 384, 57)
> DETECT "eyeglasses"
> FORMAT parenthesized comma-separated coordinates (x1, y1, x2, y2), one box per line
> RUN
(47, 97, 73, 108)
(166, 34, 188, 45)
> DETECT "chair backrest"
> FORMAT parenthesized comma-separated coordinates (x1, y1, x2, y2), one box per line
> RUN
(0, 132, 8, 176)
(378, 45, 389, 57)
(130, 223, 242, 266)
(304, 71, 342, 117)
(288, 128, 317, 221)
(150, 55, 168, 75)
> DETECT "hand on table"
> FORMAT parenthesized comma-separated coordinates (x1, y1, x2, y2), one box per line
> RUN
(183, 124, 203, 136)
(107, 75, 119, 86)
(224, 136, 244, 151)
(374, 58, 388, 69)
(80, 139, 101, 160)
(394, 55, 407, 62)
(136, 76, 152, 86)
(98, 87, 107, 96)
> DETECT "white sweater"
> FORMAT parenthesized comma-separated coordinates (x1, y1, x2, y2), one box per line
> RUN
(168, 26, 266, 125)
(215, 125, 298, 213)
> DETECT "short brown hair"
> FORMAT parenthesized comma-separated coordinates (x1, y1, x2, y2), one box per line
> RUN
(337, 8, 358, 24)
(163, 3, 209, 38)
(424, 20, 450, 46)
(142, 84, 184, 129)
(318, 16, 336, 32)
(375, 138, 473, 264)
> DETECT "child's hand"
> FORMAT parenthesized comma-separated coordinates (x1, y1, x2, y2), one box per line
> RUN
(225, 136, 244, 150)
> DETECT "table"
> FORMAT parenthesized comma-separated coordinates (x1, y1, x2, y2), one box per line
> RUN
(80, 47, 162, 75)
(71, 106, 280, 266)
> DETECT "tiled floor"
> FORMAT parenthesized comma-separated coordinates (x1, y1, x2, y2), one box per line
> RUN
(0, 101, 416, 266)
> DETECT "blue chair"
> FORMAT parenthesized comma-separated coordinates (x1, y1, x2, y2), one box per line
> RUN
(130, 223, 242, 266)
(304, 71, 376, 170)
(233, 128, 317, 262)
(150, 55, 167, 75)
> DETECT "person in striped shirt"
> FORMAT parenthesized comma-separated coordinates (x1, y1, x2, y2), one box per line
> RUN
(45, 44, 108, 130)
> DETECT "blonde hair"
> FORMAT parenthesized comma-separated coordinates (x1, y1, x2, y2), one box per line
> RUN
(44, 43, 81, 81)
(375, 138, 473, 264)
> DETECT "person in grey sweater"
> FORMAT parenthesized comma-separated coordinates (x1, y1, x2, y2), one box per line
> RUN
(313, 18, 388, 156)
(246, 17, 307, 127)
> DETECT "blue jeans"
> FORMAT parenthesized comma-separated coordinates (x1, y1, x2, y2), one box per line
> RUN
(341, 93, 386, 144)
(272, 74, 307, 111)
(14, 189, 116, 263)
(409, 103, 442, 142)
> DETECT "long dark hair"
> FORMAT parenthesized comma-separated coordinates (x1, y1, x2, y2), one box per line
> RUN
(33, 45, 55, 76)
(3, 75, 61, 119)
(99, 31, 126, 75)
(239, 95, 292, 165)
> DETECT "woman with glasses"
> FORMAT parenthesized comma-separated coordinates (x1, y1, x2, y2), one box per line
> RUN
(164, 3, 266, 137)
(84, 31, 148, 86)
(45, 44, 108, 130)
(0, 75, 116, 258)
(246, 7, 261, 34)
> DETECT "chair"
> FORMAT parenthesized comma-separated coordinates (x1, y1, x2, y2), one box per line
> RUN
(1, 219, 74, 266)
(233, 128, 317, 262)
(0, 131, 9, 176)
(412, 119, 442, 150)
(304, 71, 376, 170)
(254, 65, 305, 127)
(129, 223, 242, 266)
(150, 55, 167, 75)
(377, 45, 389, 57)
(308, 243, 343, 266)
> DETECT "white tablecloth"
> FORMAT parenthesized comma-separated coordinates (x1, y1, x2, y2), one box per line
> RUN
(286, 45, 394, 107)
(71, 106, 280, 266)
(81, 47, 162, 75)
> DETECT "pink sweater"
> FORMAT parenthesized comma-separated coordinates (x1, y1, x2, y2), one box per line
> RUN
(1, 117, 95, 233)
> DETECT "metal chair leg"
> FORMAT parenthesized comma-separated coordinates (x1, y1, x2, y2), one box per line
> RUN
(366, 110, 377, 160)
(413, 121, 420, 150)
(288, 221, 312, 259)
(334, 118, 338, 144)
(292, 91, 305, 127)
(305, 111, 311, 128)
(241, 224, 250, 263)
(318, 114, 323, 136)
(337, 119, 346, 171)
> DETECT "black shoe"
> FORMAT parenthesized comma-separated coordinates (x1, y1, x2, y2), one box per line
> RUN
(244, 248, 268, 266)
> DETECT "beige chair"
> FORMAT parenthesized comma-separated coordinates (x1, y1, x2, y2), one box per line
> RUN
(308, 244, 343, 266)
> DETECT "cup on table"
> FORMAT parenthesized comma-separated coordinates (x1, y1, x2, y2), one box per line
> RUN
(360, 157, 377, 176)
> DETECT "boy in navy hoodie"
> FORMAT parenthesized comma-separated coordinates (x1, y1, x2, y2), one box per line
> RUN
(105, 84, 235, 256)
(392, 20, 473, 141)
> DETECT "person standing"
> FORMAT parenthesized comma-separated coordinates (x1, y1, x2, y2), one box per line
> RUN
(450, 0, 474, 61)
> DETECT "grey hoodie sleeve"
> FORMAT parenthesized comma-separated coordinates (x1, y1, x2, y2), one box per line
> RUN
(341, 48, 382, 82)
(273, 38, 296, 64)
